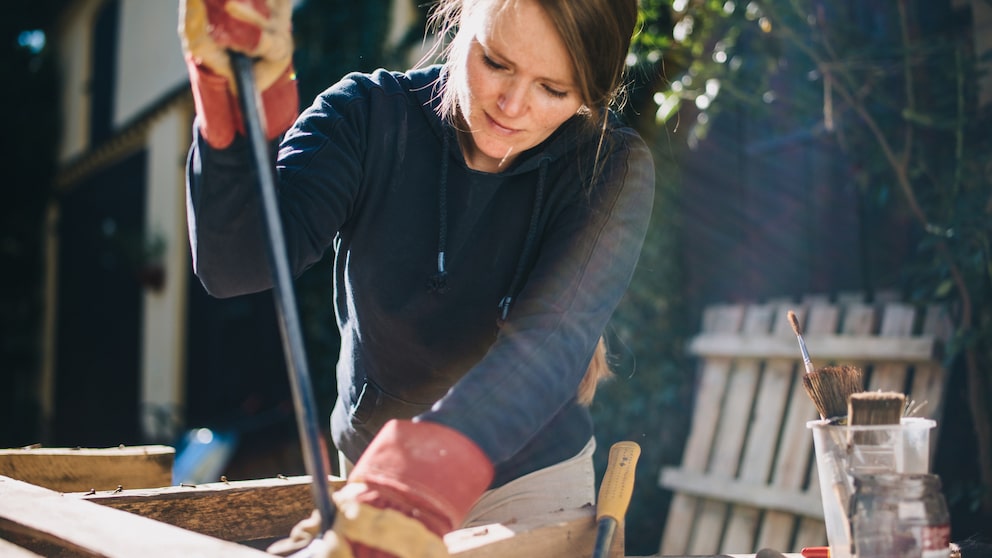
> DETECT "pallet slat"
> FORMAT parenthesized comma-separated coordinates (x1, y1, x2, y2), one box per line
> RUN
(0, 475, 269, 557)
(688, 304, 774, 556)
(658, 304, 745, 555)
(688, 333, 938, 363)
(756, 304, 837, 551)
(74, 474, 345, 543)
(721, 303, 803, 553)
(658, 468, 823, 519)
(0, 445, 173, 492)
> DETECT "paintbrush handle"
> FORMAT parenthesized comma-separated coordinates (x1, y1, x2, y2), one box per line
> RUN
(796, 335, 815, 375)
(787, 310, 816, 375)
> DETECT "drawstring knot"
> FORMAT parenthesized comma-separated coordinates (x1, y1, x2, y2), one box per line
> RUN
(497, 296, 513, 322)
(429, 131, 451, 295)
(427, 251, 449, 293)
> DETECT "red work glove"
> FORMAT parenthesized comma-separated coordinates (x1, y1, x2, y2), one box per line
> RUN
(268, 420, 494, 558)
(178, 0, 298, 148)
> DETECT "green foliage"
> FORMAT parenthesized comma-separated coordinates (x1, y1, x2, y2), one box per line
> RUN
(292, 0, 402, 102)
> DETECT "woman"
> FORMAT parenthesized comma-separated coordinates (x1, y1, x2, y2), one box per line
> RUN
(179, 0, 653, 555)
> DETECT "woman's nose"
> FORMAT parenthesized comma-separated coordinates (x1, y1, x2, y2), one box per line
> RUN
(497, 81, 527, 117)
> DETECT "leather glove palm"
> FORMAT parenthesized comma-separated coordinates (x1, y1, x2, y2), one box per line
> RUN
(178, 0, 298, 148)
(268, 420, 494, 558)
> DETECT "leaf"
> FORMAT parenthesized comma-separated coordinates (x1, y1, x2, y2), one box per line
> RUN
(935, 279, 954, 298)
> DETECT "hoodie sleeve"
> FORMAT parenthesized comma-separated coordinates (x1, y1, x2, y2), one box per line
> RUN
(420, 126, 655, 467)
(185, 73, 375, 298)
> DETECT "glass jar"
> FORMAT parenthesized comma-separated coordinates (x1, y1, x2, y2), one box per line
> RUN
(850, 473, 951, 558)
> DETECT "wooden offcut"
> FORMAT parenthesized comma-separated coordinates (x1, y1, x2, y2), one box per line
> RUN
(75, 474, 345, 542)
(0, 475, 269, 557)
(446, 506, 621, 558)
(0, 445, 174, 492)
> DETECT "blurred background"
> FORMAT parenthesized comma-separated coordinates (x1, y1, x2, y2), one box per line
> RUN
(1, 0, 990, 555)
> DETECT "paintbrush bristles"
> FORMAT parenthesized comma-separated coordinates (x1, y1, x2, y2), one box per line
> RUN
(802, 364, 865, 420)
(787, 310, 816, 375)
(848, 391, 906, 426)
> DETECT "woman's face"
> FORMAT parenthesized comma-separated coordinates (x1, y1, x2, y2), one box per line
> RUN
(455, 0, 584, 173)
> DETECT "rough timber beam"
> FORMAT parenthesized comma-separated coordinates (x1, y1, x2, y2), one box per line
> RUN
(0, 475, 268, 557)
(0, 445, 173, 492)
(75, 475, 345, 542)
(6, 475, 620, 557)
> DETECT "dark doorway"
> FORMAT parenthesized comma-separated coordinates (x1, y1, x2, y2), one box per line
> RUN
(53, 149, 146, 447)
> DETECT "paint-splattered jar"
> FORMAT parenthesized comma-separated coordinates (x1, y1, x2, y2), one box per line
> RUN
(851, 473, 951, 558)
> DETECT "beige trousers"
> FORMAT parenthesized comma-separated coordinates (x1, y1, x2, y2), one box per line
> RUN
(461, 436, 597, 527)
(336, 437, 597, 528)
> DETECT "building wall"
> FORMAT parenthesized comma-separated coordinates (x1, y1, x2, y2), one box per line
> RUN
(48, 0, 193, 444)
(115, 0, 189, 127)
(56, 0, 100, 162)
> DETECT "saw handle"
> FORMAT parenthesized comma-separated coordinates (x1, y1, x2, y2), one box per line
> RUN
(592, 441, 641, 558)
(596, 441, 641, 522)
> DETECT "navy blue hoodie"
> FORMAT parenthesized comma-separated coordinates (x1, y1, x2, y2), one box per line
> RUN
(186, 65, 654, 487)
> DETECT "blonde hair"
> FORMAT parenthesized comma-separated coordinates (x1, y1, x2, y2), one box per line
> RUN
(578, 336, 613, 405)
(427, 0, 639, 132)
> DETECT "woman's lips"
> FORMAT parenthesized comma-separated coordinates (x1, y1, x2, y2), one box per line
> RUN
(486, 112, 518, 135)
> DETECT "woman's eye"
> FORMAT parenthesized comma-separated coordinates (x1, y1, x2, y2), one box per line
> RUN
(482, 55, 505, 70)
(543, 85, 567, 99)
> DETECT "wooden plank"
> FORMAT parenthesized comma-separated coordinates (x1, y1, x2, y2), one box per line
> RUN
(909, 305, 952, 467)
(687, 304, 774, 556)
(74, 474, 346, 542)
(0, 475, 270, 557)
(687, 333, 937, 363)
(657, 468, 823, 520)
(756, 303, 837, 551)
(838, 303, 877, 338)
(446, 506, 611, 558)
(0, 538, 44, 558)
(867, 303, 916, 392)
(720, 303, 806, 553)
(659, 304, 745, 555)
(4, 474, 608, 558)
(0, 445, 174, 492)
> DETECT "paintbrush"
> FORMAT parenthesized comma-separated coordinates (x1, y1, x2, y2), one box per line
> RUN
(788, 310, 864, 422)
(848, 390, 906, 427)
(847, 390, 907, 474)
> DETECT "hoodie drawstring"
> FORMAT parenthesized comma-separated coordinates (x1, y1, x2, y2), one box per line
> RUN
(426, 132, 451, 294)
(498, 158, 548, 324)
(429, 129, 548, 326)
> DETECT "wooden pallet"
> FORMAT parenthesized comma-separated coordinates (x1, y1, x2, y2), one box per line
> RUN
(657, 294, 951, 555)
(0, 447, 623, 557)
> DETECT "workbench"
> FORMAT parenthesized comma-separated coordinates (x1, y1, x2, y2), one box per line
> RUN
(0, 424, 817, 558)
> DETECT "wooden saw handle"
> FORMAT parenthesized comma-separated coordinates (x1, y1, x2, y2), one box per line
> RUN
(596, 441, 641, 522)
